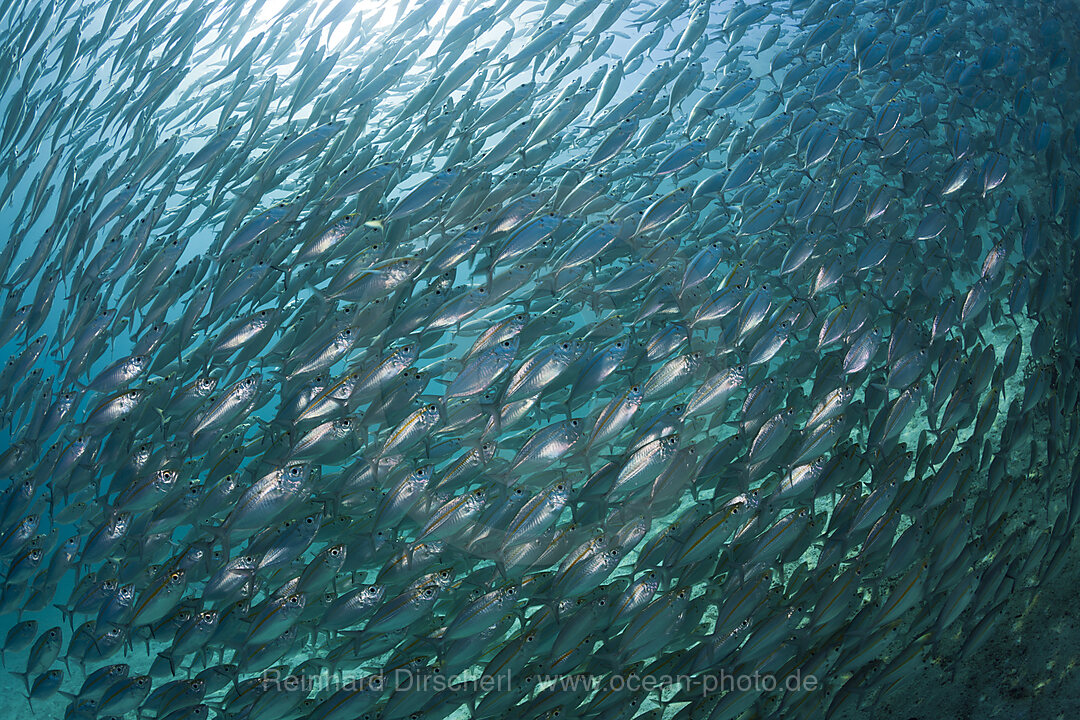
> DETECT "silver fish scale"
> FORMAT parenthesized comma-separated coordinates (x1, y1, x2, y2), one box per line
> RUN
(0, 0, 1077, 718)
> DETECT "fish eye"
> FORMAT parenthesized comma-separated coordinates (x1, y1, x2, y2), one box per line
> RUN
(427, 404, 438, 412)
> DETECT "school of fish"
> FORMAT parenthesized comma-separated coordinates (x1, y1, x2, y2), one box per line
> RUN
(1, 0, 1079, 717)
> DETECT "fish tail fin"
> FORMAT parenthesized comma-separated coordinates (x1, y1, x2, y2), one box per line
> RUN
(588, 646, 625, 674)
(201, 521, 232, 561)
(8, 670, 28, 693)
(478, 400, 502, 436)
(52, 603, 74, 630)
(157, 650, 176, 675)
(492, 554, 510, 583)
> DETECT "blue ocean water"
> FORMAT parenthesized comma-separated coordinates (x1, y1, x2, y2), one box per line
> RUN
(0, 0, 1079, 718)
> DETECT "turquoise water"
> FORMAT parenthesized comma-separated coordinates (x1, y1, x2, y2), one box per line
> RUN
(0, 0, 1079, 718)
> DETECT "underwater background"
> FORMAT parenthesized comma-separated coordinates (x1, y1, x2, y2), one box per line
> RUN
(0, 0, 1079, 717)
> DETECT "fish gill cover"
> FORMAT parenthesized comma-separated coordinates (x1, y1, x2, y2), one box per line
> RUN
(0, 0, 1078, 718)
